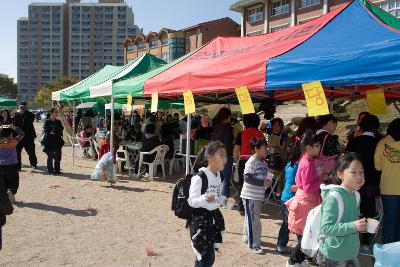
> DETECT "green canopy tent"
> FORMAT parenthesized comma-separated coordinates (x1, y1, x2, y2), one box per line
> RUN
(52, 53, 166, 102)
(0, 97, 17, 107)
(144, 100, 184, 110)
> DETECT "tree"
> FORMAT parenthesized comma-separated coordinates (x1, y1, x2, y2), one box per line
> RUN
(0, 76, 18, 98)
(33, 76, 78, 109)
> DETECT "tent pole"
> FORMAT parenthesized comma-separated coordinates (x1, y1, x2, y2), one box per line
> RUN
(329, 87, 334, 113)
(109, 97, 115, 184)
(72, 101, 76, 167)
(186, 113, 191, 175)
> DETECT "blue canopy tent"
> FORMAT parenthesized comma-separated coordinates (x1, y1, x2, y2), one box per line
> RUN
(265, 0, 400, 100)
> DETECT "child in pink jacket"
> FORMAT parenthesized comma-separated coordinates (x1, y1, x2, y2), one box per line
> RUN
(286, 130, 322, 267)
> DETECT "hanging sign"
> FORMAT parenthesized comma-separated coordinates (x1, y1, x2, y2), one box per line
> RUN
(151, 93, 158, 113)
(301, 81, 330, 116)
(183, 90, 196, 115)
(367, 89, 387, 115)
(235, 86, 255, 114)
(127, 95, 132, 112)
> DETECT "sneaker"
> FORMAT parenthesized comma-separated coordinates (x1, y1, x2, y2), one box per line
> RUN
(276, 245, 289, 254)
(7, 190, 16, 204)
(31, 165, 37, 170)
(54, 171, 63, 175)
(251, 247, 263, 254)
(107, 178, 116, 185)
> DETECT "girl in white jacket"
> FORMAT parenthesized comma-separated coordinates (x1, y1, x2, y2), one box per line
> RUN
(188, 141, 228, 267)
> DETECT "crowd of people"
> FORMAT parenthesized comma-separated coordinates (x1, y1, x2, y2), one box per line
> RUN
(183, 110, 400, 267)
(0, 101, 399, 267)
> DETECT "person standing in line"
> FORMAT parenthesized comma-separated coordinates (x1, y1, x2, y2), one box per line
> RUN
(43, 108, 64, 175)
(374, 118, 400, 244)
(345, 114, 381, 252)
(241, 137, 272, 254)
(211, 108, 234, 201)
(12, 102, 37, 170)
(233, 113, 264, 212)
(286, 131, 322, 267)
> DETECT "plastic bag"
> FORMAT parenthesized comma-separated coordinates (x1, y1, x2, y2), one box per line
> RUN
(91, 152, 113, 180)
(374, 242, 400, 267)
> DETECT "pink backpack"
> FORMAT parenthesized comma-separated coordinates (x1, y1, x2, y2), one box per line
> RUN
(314, 133, 337, 175)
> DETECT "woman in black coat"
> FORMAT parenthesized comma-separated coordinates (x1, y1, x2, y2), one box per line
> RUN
(345, 114, 381, 252)
(43, 108, 64, 174)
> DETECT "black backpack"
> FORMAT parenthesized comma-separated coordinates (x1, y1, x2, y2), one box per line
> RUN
(171, 171, 208, 220)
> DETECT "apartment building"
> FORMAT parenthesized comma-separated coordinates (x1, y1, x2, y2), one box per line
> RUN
(229, 0, 399, 37)
(17, 3, 66, 101)
(17, 0, 140, 102)
(68, 0, 139, 80)
(123, 17, 240, 63)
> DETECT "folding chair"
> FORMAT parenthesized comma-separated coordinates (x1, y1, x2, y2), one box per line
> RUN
(264, 170, 283, 207)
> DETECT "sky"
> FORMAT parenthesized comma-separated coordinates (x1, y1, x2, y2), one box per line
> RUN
(0, 0, 241, 82)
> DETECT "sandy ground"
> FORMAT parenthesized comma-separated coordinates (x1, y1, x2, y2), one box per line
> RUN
(0, 123, 294, 267)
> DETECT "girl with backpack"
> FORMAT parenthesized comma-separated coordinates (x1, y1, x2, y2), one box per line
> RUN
(187, 141, 227, 267)
(317, 153, 367, 266)
(286, 131, 323, 267)
(276, 138, 302, 254)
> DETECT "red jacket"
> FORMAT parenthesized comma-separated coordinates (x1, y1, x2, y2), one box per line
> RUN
(239, 128, 265, 160)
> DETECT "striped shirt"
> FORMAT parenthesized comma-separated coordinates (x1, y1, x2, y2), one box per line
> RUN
(240, 155, 268, 201)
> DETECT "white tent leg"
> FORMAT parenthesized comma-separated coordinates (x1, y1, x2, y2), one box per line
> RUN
(109, 97, 115, 184)
(72, 101, 76, 166)
(186, 113, 191, 175)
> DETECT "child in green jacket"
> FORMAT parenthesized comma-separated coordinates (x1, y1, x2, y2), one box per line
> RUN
(318, 153, 368, 267)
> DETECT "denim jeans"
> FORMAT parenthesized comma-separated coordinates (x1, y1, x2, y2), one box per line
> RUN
(277, 203, 289, 247)
(221, 157, 233, 198)
(47, 150, 62, 173)
(381, 195, 400, 244)
(194, 246, 215, 267)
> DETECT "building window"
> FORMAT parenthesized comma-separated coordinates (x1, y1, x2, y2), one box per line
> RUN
(270, 24, 289, 32)
(137, 42, 146, 50)
(248, 6, 264, 22)
(127, 44, 136, 52)
(161, 37, 168, 45)
(272, 0, 289, 16)
(150, 38, 158, 48)
(246, 30, 263, 36)
(300, 0, 321, 8)
(378, 0, 400, 17)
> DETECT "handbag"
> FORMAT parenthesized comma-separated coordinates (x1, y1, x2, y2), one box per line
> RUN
(314, 133, 336, 175)
(39, 131, 48, 145)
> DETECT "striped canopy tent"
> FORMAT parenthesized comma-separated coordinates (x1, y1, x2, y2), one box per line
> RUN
(141, 0, 400, 100)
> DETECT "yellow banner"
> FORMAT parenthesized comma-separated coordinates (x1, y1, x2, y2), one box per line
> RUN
(183, 90, 196, 115)
(151, 93, 158, 113)
(127, 95, 132, 112)
(367, 89, 387, 115)
(235, 86, 255, 115)
(301, 81, 330, 116)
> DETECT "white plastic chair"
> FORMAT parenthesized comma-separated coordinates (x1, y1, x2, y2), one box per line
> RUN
(167, 140, 185, 175)
(75, 134, 92, 158)
(137, 145, 169, 180)
(116, 147, 128, 174)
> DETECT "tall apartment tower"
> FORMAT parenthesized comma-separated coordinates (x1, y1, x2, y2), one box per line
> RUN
(17, 3, 66, 102)
(68, 0, 138, 80)
(17, 0, 140, 102)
